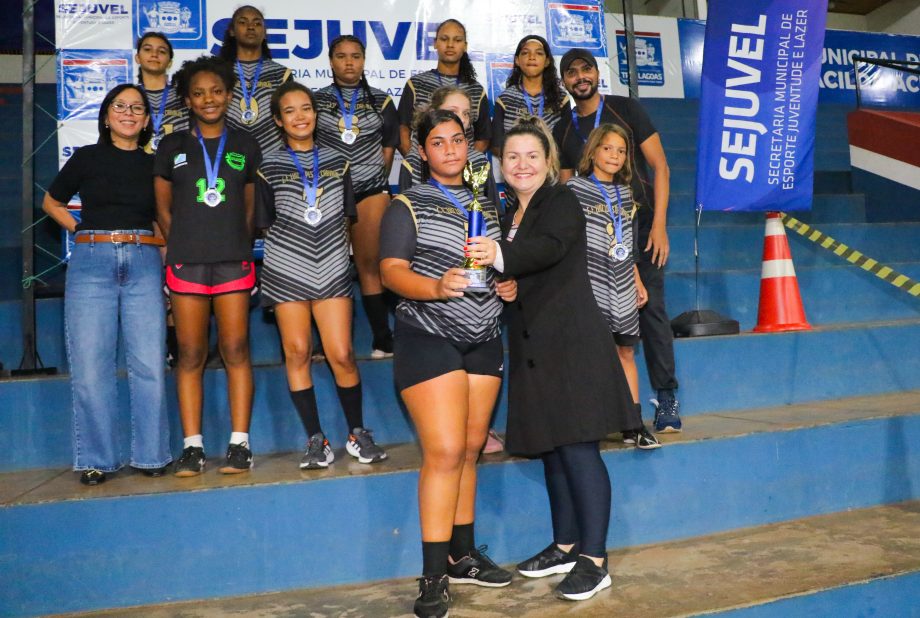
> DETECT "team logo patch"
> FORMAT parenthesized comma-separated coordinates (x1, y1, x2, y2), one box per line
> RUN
(225, 152, 246, 171)
(173, 153, 187, 168)
(134, 0, 206, 49)
(616, 31, 664, 87)
(545, 1, 607, 55)
(58, 50, 132, 120)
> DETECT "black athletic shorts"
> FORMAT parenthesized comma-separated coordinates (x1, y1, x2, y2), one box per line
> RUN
(613, 332, 640, 347)
(166, 261, 256, 296)
(354, 185, 390, 204)
(393, 320, 504, 391)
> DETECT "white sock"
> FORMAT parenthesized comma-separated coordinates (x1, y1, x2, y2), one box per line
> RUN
(230, 432, 249, 446)
(184, 434, 204, 449)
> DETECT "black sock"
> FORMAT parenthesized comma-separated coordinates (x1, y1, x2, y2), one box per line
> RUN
(449, 522, 475, 561)
(337, 382, 364, 433)
(422, 541, 450, 577)
(361, 293, 391, 343)
(658, 388, 675, 402)
(290, 387, 322, 437)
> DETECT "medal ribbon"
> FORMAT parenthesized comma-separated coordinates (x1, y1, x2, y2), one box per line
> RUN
(195, 126, 227, 191)
(589, 173, 623, 246)
(429, 179, 473, 218)
(520, 86, 544, 118)
(333, 85, 360, 132)
(286, 146, 320, 207)
(236, 58, 264, 113)
(572, 94, 604, 143)
(149, 83, 170, 136)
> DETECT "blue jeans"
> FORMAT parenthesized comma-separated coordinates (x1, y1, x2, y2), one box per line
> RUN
(65, 230, 171, 471)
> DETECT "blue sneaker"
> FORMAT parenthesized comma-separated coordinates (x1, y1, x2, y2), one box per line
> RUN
(652, 397, 682, 433)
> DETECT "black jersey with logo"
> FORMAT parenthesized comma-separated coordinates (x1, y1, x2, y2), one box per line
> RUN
(154, 129, 261, 264)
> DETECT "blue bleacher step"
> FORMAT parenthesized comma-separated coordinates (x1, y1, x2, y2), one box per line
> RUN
(665, 262, 920, 329)
(71, 502, 920, 618)
(2, 390, 918, 616)
(666, 192, 867, 225)
(3, 318, 920, 472)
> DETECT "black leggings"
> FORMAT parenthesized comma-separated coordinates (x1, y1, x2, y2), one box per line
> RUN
(542, 441, 611, 558)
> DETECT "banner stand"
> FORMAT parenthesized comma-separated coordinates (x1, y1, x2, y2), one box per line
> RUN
(671, 207, 739, 338)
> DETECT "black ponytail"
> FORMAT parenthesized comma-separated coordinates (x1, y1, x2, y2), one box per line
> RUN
(504, 34, 565, 112)
(436, 19, 477, 84)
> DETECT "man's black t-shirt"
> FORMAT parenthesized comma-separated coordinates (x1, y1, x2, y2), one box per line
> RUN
(49, 143, 156, 231)
(154, 129, 261, 264)
(553, 95, 658, 232)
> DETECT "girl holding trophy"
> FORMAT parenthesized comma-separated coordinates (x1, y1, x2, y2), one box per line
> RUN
(379, 109, 516, 618)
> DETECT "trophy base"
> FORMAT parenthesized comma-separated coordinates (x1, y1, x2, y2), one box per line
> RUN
(463, 269, 490, 293)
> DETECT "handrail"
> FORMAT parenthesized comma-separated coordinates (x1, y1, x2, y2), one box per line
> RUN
(853, 56, 920, 109)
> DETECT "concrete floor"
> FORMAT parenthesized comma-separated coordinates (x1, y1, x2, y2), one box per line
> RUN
(59, 500, 920, 617)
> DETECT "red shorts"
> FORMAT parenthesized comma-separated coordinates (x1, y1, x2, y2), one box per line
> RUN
(166, 261, 256, 296)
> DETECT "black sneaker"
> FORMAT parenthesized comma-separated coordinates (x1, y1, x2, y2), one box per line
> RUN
(447, 545, 512, 587)
(346, 427, 388, 464)
(300, 432, 335, 469)
(622, 425, 661, 450)
(174, 446, 206, 477)
(517, 543, 578, 578)
(414, 574, 450, 618)
(555, 555, 612, 601)
(79, 469, 106, 485)
(219, 442, 252, 474)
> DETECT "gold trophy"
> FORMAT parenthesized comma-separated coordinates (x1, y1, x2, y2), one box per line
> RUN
(461, 161, 491, 291)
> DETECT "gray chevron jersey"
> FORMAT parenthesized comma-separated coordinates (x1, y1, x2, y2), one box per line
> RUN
(314, 84, 399, 194)
(257, 148, 355, 303)
(397, 69, 491, 143)
(227, 59, 292, 157)
(141, 83, 188, 153)
(492, 86, 568, 150)
(388, 183, 503, 342)
(567, 176, 640, 337)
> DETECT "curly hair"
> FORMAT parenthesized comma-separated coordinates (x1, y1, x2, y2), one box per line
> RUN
(174, 55, 237, 100)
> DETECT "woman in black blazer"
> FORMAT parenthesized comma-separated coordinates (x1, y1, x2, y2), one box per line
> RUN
(469, 117, 632, 601)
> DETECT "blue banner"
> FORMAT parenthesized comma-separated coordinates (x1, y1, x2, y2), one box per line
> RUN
(695, 1, 827, 212)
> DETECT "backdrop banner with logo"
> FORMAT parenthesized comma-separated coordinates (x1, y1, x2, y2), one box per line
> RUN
(694, 1, 827, 212)
(53, 0, 611, 258)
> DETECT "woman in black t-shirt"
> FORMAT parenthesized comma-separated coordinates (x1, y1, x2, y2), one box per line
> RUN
(154, 56, 261, 478)
(379, 110, 517, 618)
(42, 84, 171, 486)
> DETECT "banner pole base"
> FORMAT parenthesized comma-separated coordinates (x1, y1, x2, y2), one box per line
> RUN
(671, 309, 740, 338)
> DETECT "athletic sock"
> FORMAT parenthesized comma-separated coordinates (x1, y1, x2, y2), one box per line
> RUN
(184, 434, 204, 449)
(361, 293, 391, 343)
(658, 388, 675, 402)
(422, 541, 450, 577)
(337, 382, 364, 433)
(229, 432, 249, 446)
(449, 522, 475, 561)
(290, 387, 322, 437)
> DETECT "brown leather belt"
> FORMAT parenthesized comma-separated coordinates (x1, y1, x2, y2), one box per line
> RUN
(74, 233, 165, 246)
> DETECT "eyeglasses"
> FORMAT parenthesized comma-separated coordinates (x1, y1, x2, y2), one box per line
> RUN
(110, 102, 147, 115)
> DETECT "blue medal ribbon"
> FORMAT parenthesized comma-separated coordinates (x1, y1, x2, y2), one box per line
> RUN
(286, 145, 319, 206)
(428, 179, 486, 237)
(572, 94, 604, 143)
(236, 58, 264, 113)
(429, 179, 472, 217)
(589, 173, 624, 247)
(149, 83, 170, 136)
(332, 85, 360, 132)
(195, 126, 227, 192)
(520, 86, 544, 118)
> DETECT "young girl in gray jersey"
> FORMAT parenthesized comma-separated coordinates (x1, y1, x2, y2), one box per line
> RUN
(380, 109, 517, 618)
(568, 123, 659, 449)
(135, 32, 188, 153)
(257, 81, 387, 469)
(218, 5, 293, 157)
(315, 35, 401, 359)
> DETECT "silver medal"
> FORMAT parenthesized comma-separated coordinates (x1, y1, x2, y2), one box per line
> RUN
(241, 108, 256, 124)
(304, 206, 323, 226)
(203, 188, 222, 207)
(611, 242, 629, 261)
(341, 129, 357, 145)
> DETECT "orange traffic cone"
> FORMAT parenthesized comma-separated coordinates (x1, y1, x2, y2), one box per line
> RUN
(753, 212, 812, 333)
